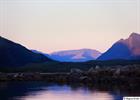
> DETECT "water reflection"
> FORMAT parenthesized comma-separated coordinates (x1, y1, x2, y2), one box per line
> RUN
(0, 82, 139, 100)
(19, 90, 114, 100)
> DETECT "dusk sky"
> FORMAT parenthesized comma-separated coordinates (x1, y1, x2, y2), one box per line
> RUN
(0, 0, 140, 53)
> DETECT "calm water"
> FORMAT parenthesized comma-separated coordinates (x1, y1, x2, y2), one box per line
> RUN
(0, 82, 140, 100)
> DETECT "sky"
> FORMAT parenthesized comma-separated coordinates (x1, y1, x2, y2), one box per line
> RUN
(0, 0, 140, 53)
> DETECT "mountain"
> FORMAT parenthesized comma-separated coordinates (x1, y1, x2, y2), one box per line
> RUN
(31, 50, 53, 60)
(31, 50, 50, 57)
(0, 36, 52, 67)
(98, 32, 140, 60)
(49, 49, 101, 62)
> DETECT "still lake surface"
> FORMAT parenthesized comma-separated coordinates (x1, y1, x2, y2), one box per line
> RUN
(0, 82, 139, 100)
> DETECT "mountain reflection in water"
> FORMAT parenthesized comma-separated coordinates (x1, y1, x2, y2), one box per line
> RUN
(0, 82, 139, 100)
(19, 91, 113, 100)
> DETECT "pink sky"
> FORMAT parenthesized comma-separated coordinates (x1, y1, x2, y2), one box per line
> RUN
(0, 0, 140, 53)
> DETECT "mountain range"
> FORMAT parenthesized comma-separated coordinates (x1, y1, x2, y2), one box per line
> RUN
(98, 33, 140, 60)
(0, 32, 140, 67)
(0, 36, 52, 67)
(32, 32, 140, 61)
(49, 49, 101, 62)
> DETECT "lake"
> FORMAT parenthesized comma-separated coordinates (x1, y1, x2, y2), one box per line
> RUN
(0, 82, 140, 100)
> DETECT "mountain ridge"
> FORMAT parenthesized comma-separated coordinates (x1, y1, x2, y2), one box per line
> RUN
(98, 32, 140, 60)
(49, 48, 101, 62)
(0, 36, 52, 67)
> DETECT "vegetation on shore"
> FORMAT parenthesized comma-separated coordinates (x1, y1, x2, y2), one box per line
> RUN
(0, 60, 140, 89)
(0, 60, 140, 88)
(0, 60, 140, 72)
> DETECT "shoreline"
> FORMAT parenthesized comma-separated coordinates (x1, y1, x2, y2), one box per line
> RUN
(0, 71, 140, 86)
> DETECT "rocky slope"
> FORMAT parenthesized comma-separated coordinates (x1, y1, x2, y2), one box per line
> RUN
(98, 33, 140, 60)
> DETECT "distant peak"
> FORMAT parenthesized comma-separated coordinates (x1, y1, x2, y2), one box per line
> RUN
(118, 32, 140, 43)
(129, 32, 140, 38)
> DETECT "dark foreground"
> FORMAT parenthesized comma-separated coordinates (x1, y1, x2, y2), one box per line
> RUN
(1, 64, 140, 88)
(1, 65, 140, 100)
